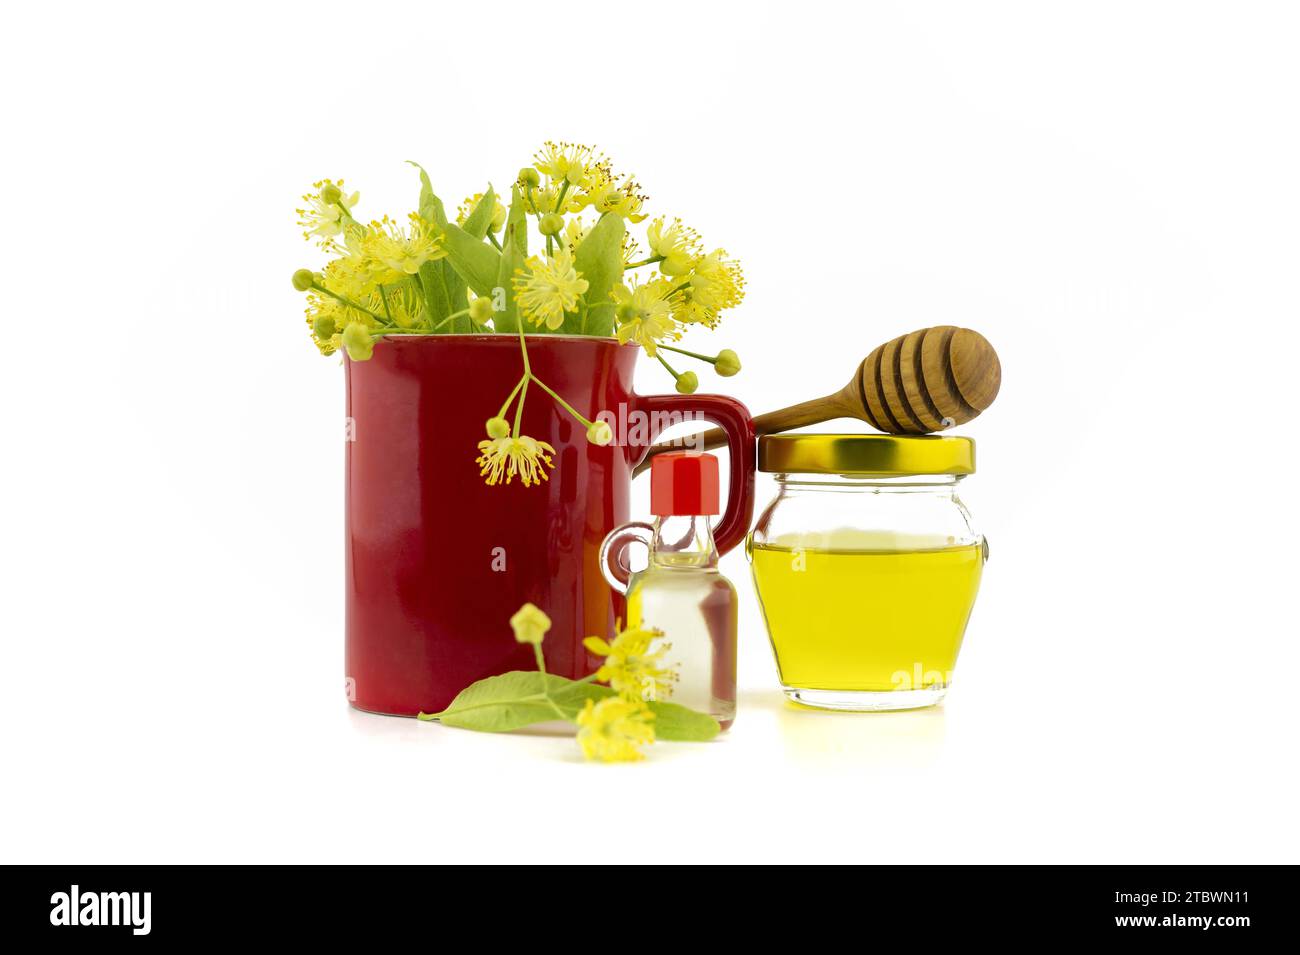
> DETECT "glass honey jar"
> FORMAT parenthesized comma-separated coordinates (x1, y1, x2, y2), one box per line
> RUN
(747, 434, 986, 711)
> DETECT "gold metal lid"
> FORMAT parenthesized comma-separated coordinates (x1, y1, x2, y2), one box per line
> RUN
(758, 434, 976, 476)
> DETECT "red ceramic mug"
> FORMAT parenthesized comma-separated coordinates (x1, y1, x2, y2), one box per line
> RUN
(344, 335, 755, 716)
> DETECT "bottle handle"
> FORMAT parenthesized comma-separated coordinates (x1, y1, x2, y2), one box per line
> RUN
(599, 521, 655, 595)
(628, 392, 755, 555)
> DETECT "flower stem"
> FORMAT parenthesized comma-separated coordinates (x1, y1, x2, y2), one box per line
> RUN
(310, 282, 384, 324)
(432, 307, 472, 331)
(526, 187, 546, 236)
(486, 231, 504, 251)
(529, 375, 593, 429)
(655, 351, 682, 380)
(513, 378, 529, 437)
(625, 255, 665, 269)
(513, 321, 532, 437)
(497, 374, 526, 419)
(657, 343, 717, 364)
(378, 284, 396, 325)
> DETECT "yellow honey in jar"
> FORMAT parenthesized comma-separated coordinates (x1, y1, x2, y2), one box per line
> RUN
(751, 530, 983, 697)
(751, 433, 985, 710)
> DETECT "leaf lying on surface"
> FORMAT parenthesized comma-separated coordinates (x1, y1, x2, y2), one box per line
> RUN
(420, 670, 720, 741)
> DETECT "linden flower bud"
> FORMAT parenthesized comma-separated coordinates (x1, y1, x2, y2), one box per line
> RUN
(469, 297, 495, 325)
(616, 302, 639, 323)
(341, 322, 374, 361)
(510, 602, 552, 646)
(292, 268, 315, 292)
(518, 167, 541, 188)
(312, 315, 336, 340)
(485, 416, 510, 439)
(320, 183, 343, 205)
(714, 349, 742, 377)
(587, 420, 613, 446)
(539, 212, 564, 236)
(675, 371, 699, 394)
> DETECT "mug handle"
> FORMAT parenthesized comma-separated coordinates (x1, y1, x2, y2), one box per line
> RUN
(629, 392, 755, 556)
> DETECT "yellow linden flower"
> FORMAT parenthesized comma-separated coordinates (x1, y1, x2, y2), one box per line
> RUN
(509, 603, 552, 645)
(583, 625, 677, 701)
(533, 141, 600, 187)
(673, 249, 746, 328)
(646, 217, 701, 276)
(560, 216, 588, 253)
(457, 192, 507, 233)
(320, 251, 375, 302)
(296, 179, 358, 249)
(376, 281, 426, 329)
(575, 697, 655, 763)
(304, 253, 385, 352)
(363, 214, 446, 280)
(513, 249, 589, 330)
(527, 177, 583, 216)
(622, 233, 642, 267)
(475, 434, 557, 487)
(304, 296, 344, 355)
(611, 278, 679, 355)
(307, 248, 432, 334)
(579, 172, 648, 223)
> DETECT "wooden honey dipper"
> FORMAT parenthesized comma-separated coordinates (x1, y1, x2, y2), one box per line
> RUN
(634, 325, 1001, 475)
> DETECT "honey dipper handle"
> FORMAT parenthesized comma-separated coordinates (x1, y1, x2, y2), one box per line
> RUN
(632, 393, 852, 477)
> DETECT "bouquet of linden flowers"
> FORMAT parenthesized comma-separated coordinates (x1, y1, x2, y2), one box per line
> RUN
(291, 142, 745, 487)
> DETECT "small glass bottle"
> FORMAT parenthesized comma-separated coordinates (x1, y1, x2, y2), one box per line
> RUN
(600, 451, 738, 729)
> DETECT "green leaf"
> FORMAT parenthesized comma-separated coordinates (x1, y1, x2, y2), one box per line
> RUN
(492, 185, 530, 333)
(548, 678, 618, 713)
(423, 669, 720, 742)
(431, 671, 574, 733)
(417, 259, 469, 333)
(461, 185, 497, 240)
(569, 212, 625, 336)
(442, 260, 470, 332)
(440, 222, 502, 298)
(645, 701, 721, 742)
(407, 160, 447, 228)
(416, 262, 451, 327)
(406, 162, 474, 330)
(502, 185, 528, 258)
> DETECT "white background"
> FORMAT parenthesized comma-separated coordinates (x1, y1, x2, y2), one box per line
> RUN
(2, 1, 1297, 864)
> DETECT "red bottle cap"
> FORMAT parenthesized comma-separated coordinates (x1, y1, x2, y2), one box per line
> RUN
(650, 451, 720, 516)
